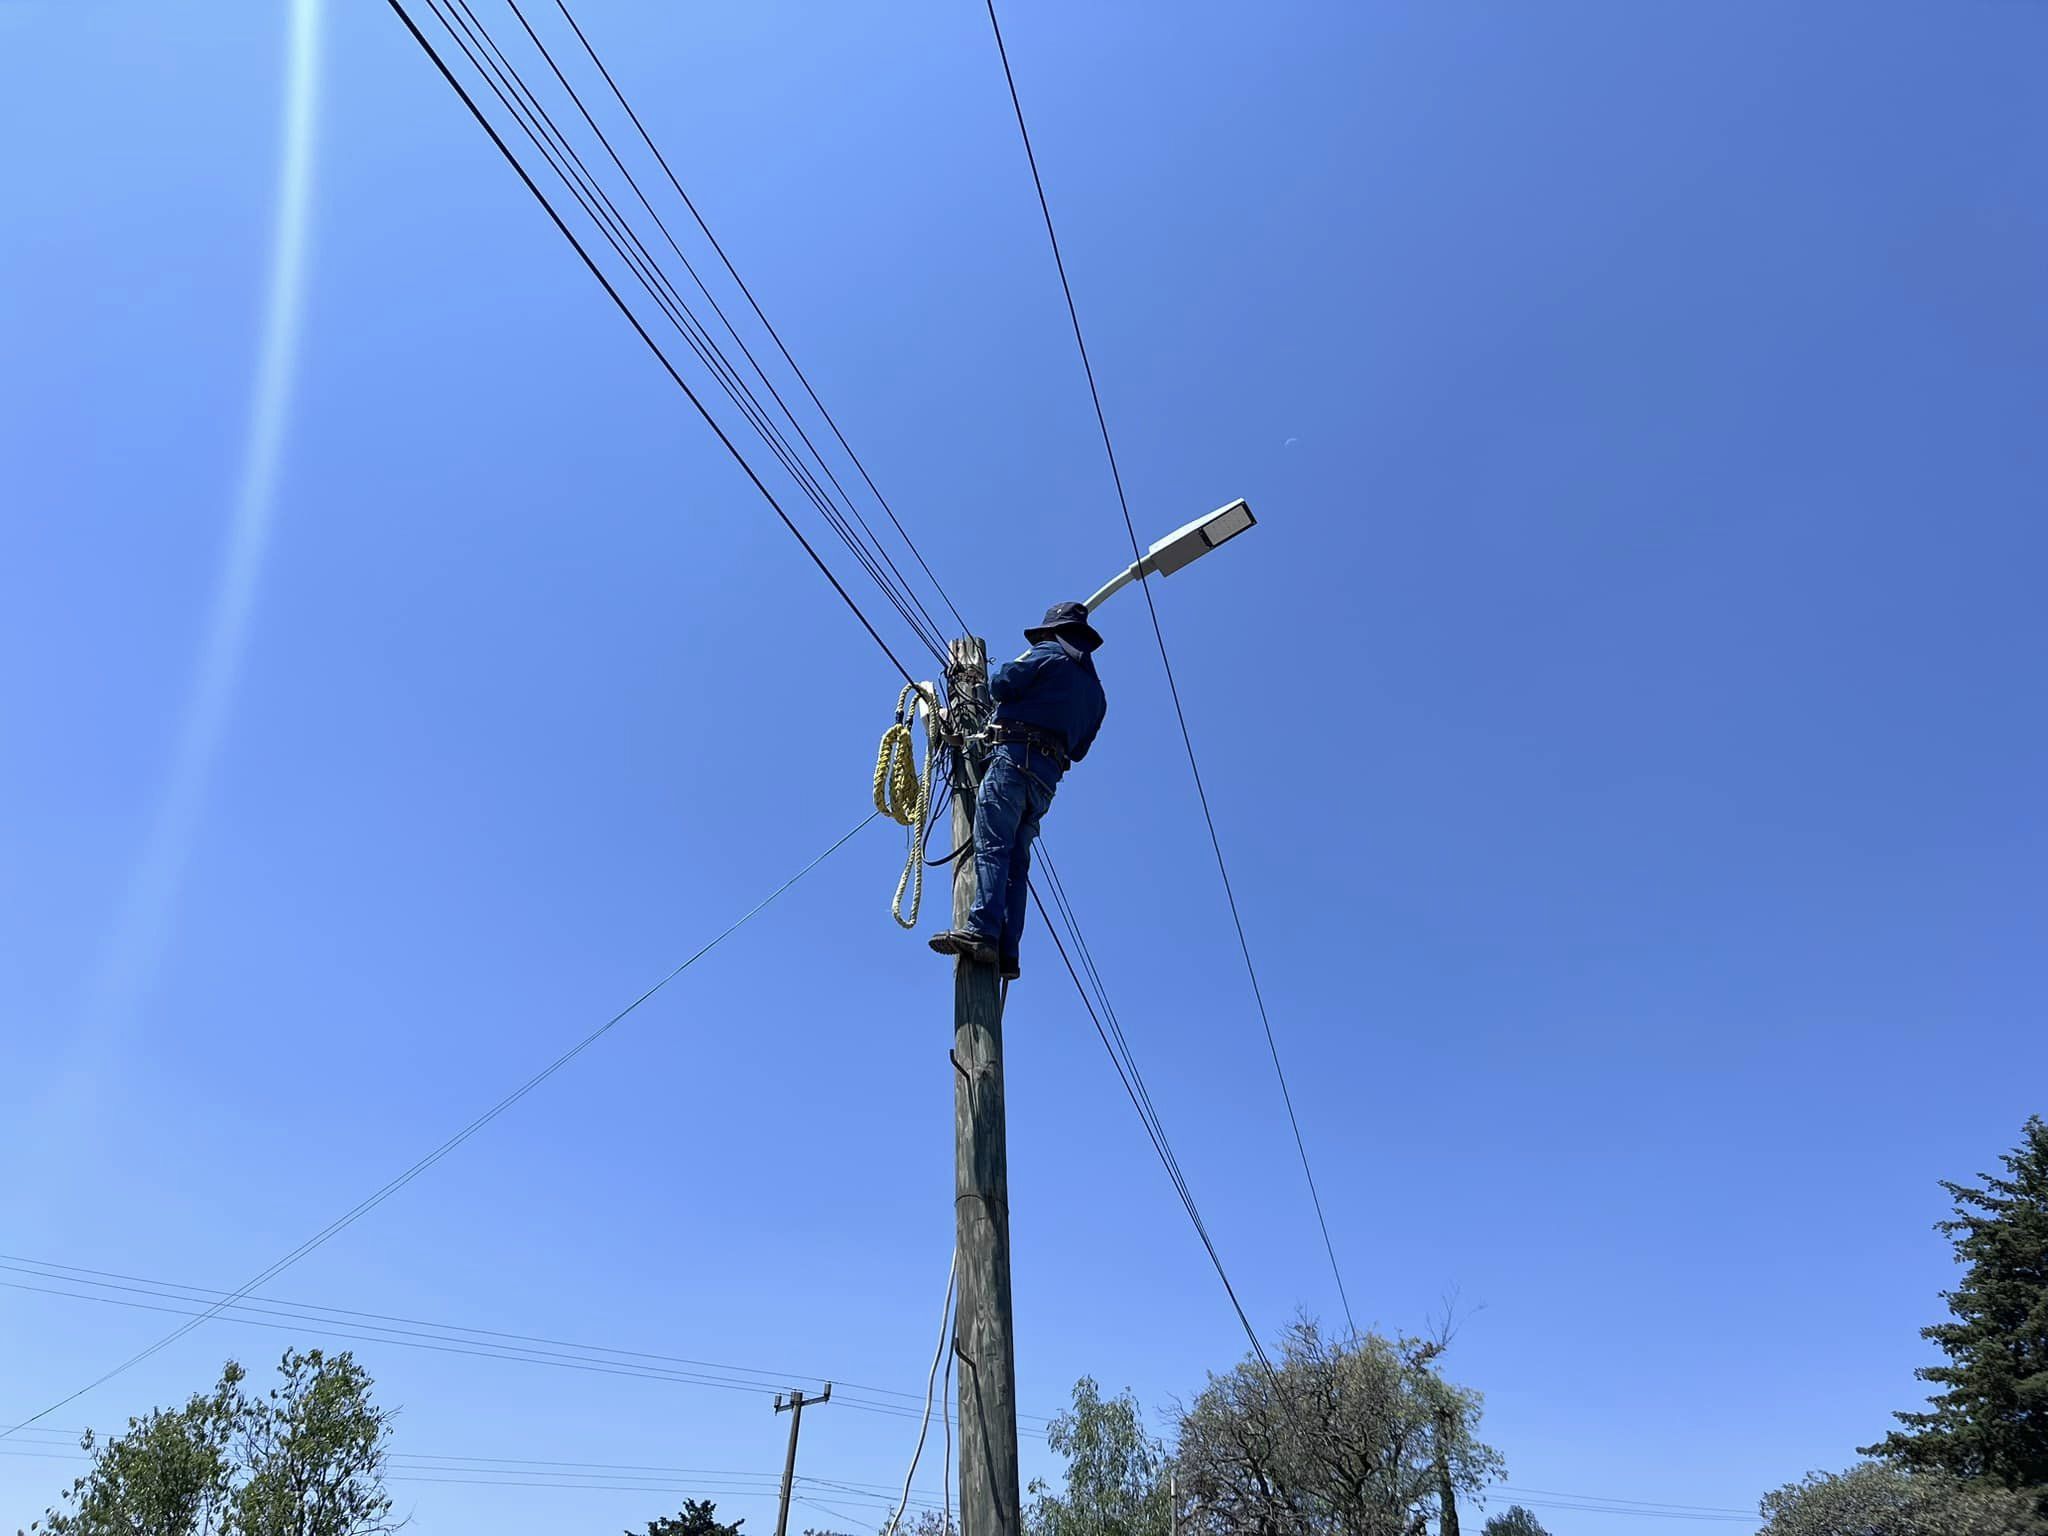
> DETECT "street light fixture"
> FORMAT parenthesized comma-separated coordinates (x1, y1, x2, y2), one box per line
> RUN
(1082, 498, 1257, 615)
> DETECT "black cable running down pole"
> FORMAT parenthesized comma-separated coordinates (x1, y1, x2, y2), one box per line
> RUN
(388, 0, 920, 688)
(980, 0, 1357, 1338)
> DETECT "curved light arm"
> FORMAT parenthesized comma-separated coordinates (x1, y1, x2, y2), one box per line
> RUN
(1084, 559, 1144, 614)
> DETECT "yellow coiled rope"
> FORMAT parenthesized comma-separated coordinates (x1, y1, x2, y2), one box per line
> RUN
(875, 681, 942, 928)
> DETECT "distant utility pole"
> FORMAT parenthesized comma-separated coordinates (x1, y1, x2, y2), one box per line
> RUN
(772, 1382, 831, 1536)
(946, 635, 1021, 1536)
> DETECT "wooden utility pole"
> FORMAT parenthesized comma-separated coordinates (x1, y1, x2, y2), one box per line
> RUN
(772, 1383, 831, 1536)
(1433, 1401, 1460, 1536)
(946, 635, 1021, 1536)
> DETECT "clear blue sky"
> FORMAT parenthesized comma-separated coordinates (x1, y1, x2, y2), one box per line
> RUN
(3, 1, 2043, 1531)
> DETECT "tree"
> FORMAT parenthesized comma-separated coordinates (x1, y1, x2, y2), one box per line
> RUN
(1758, 1463, 2044, 1536)
(1026, 1379, 1169, 1536)
(27, 1352, 395, 1536)
(232, 1350, 396, 1536)
(31, 1367, 242, 1536)
(1479, 1509, 1549, 1536)
(637, 1502, 745, 1536)
(1863, 1117, 2048, 1493)
(1174, 1321, 1502, 1536)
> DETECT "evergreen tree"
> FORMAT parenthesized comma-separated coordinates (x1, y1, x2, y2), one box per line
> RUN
(1863, 1116, 2048, 1493)
(636, 1502, 744, 1536)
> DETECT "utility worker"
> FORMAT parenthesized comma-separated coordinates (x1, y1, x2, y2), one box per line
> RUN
(930, 602, 1108, 980)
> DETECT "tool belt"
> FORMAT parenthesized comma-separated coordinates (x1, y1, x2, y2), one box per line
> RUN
(986, 720, 1071, 770)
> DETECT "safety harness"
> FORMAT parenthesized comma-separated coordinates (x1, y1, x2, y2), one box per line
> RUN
(983, 719, 1072, 771)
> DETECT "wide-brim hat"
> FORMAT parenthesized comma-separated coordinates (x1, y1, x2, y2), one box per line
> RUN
(1023, 600, 1104, 653)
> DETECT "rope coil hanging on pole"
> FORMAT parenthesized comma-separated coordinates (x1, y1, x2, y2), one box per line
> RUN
(875, 681, 944, 927)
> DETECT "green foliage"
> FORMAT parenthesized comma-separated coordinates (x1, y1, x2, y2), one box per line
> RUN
(1758, 1463, 2045, 1536)
(26, 1351, 394, 1536)
(1863, 1117, 2048, 1493)
(1173, 1320, 1503, 1536)
(231, 1350, 395, 1536)
(637, 1501, 746, 1536)
(875, 1514, 956, 1536)
(1025, 1379, 1169, 1536)
(1479, 1508, 1549, 1536)
(31, 1367, 242, 1536)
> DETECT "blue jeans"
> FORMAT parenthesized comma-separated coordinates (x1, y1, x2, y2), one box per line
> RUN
(967, 744, 1059, 959)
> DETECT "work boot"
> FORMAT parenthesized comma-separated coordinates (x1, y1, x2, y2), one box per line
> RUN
(1000, 955, 1021, 982)
(928, 929, 997, 963)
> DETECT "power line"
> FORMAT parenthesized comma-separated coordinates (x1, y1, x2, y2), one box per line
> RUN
(473, 0, 1310, 1390)
(15, 1128, 1728, 1525)
(21, 0, 1324, 1477)
(1032, 847, 1304, 1393)
(430, 0, 981, 686)
(384, 0, 925, 687)
(7, 1437, 1747, 1526)
(1027, 859, 1278, 1385)
(432, 0, 953, 663)
(549, 0, 971, 638)
(0, 1261, 1052, 1438)
(7, 1430, 953, 1509)
(427, 5, 1322, 1398)
(499, 0, 962, 653)
(0, 1254, 1053, 1419)
(798, 1494, 900, 1529)
(3, 15, 1672, 1527)
(1516, 1508, 1739, 1525)
(0, 810, 877, 1443)
(413, 0, 950, 668)
(3, 1446, 849, 1509)
(0, 1276, 832, 1409)
(378, 1472, 895, 1503)
(978, 0, 1356, 1338)
(1499, 1485, 1753, 1518)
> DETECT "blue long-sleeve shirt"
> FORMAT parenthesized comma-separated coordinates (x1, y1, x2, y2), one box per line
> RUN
(989, 640, 1108, 765)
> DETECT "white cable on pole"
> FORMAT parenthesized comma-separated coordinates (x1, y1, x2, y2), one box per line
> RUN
(884, 1249, 957, 1536)
(941, 1299, 956, 1536)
